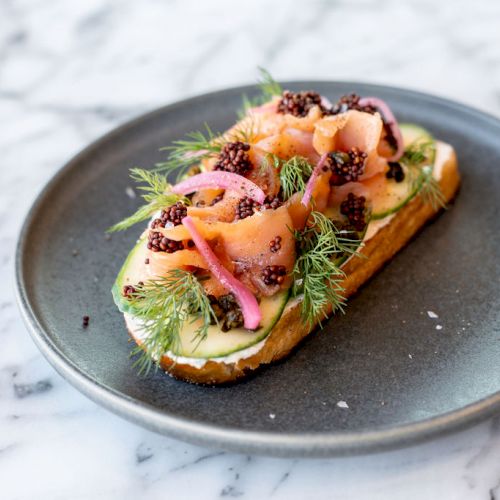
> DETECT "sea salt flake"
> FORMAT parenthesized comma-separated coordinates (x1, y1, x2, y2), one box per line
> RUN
(337, 401, 349, 409)
(269, 413, 276, 419)
(408, 354, 413, 359)
(125, 186, 136, 199)
(436, 325, 443, 330)
(427, 311, 438, 319)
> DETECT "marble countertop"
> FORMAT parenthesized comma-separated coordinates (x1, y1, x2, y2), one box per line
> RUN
(1, 0, 500, 498)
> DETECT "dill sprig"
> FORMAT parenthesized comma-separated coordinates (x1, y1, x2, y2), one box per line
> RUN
(401, 140, 446, 210)
(278, 156, 313, 200)
(292, 211, 361, 325)
(226, 115, 259, 144)
(128, 269, 217, 375)
(109, 168, 186, 232)
(155, 123, 224, 181)
(238, 67, 283, 118)
(420, 166, 447, 210)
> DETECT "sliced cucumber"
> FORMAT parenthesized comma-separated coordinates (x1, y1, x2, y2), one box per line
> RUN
(112, 238, 149, 315)
(113, 238, 290, 359)
(371, 123, 435, 220)
(171, 289, 289, 358)
(399, 123, 433, 145)
(370, 164, 423, 219)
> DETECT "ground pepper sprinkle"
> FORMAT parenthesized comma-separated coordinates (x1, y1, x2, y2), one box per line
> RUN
(82, 315, 89, 328)
(214, 142, 252, 176)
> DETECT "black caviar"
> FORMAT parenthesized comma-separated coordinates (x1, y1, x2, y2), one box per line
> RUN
(386, 162, 405, 182)
(269, 235, 282, 253)
(327, 147, 367, 185)
(235, 197, 261, 220)
(278, 90, 331, 117)
(147, 231, 184, 253)
(262, 195, 282, 210)
(151, 202, 187, 228)
(122, 283, 142, 299)
(214, 141, 252, 176)
(331, 93, 376, 115)
(340, 193, 367, 231)
(209, 294, 244, 332)
(262, 265, 287, 286)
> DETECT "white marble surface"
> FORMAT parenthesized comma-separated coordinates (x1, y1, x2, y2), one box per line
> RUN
(1, 0, 500, 498)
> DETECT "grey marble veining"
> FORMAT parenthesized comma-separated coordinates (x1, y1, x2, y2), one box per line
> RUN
(1, 0, 500, 498)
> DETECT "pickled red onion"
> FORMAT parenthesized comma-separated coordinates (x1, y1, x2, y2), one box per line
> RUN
(301, 153, 328, 207)
(359, 97, 404, 161)
(172, 171, 266, 204)
(182, 216, 262, 330)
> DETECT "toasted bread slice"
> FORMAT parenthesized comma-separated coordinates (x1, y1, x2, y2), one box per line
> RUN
(127, 143, 460, 385)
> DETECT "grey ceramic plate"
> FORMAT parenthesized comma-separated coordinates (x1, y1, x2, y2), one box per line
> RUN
(16, 82, 500, 457)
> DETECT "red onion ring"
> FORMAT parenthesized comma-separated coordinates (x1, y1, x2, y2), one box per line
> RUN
(359, 97, 404, 161)
(301, 153, 328, 207)
(182, 216, 262, 330)
(172, 171, 266, 204)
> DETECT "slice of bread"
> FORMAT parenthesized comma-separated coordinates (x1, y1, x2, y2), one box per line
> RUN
(127, 144, 460, 385)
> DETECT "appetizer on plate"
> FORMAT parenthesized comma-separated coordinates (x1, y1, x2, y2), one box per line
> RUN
(110, 72, 460, 384)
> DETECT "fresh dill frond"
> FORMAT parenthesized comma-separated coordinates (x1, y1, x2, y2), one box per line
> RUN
(108, 168, 186, 232)
(401, 139, 435, 166)
(128, 269, 217, 375)
(257, 67, 283, 100)
(278, 156, 313, 200)
(155, 123, 224, 181)
(420, 166, 447, 210)
(292, 211, 361, 325)
(401, 140, 446, 210)
(227, 116, 259, 144)
(238, 67, 283, 117)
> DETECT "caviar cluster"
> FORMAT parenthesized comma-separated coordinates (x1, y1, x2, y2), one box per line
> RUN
(262, 265, 287, 286)
(331, 93, 376, 115)
(151, 202, 187, 229)
(147, 231, 185, 253)
(327, 147, 367, 185)
(269, 235, 282, 253)
(262, 195, 282, 210)
(340, 193, 367, 231)
(235, 196, 261, 220)
(209, 294, 244, 332)
(214, 141, 252, 176)
(277, 90, 330, 117)
(386, 162, 405, 182)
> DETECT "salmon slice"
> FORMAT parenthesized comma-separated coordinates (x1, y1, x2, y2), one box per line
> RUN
(255, 128, 319, 164)
(313, 110, 388, 180)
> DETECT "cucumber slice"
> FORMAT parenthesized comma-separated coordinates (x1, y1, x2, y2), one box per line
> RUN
(113, 238, 290, 359)
(371, 123, 435, 220)
(171, 289, 289, 358)
(112, 238, 149, 315)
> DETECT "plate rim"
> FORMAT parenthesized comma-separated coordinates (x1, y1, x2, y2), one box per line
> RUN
(15, 81, 500, 457)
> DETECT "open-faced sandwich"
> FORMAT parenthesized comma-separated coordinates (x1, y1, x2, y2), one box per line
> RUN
(110, 72, 460, 384)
